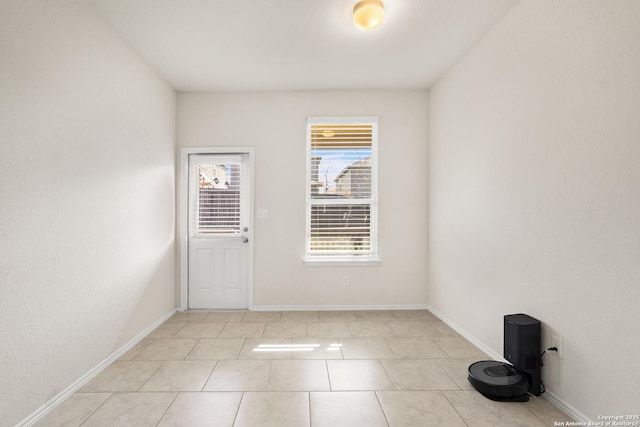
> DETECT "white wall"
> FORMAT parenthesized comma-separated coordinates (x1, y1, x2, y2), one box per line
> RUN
(429, 0, 640, 420)
(0, 2, 176, 425)
(178, 91, 428, 308)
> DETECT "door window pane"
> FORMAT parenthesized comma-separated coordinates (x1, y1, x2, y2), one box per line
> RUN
(196, 163, 241, 234)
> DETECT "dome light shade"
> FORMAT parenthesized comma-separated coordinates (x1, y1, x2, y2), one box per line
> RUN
(353, 0, 384, 30)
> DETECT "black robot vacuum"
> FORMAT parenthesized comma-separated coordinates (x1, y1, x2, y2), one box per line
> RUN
(468, 314, 541, 402)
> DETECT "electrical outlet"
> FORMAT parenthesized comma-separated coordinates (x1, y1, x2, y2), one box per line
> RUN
(342, 276, 350, 287)
(551, 335, 563, 358)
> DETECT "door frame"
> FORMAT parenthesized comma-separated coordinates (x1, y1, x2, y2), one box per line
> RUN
(179, 146, 255, 311)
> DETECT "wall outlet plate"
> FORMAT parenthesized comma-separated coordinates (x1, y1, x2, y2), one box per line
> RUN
(551, 335, 563, 358)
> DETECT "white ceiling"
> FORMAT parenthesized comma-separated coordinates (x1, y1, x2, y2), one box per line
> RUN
(85, 0, 520, 92)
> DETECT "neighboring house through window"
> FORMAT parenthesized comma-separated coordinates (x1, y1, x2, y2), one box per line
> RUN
(305, 117, 379, 264)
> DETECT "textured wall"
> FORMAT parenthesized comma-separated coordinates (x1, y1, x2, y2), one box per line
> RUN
(178, 90, 429, 308)
(429, 0, 640, 420)
(0, 2, 176, 425)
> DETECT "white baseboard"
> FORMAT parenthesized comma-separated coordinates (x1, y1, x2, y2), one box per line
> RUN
(252, 304, 430, 311)
(543, 389, 591, 424)
(426, 305, 506, 362)
(17, 308, 177, 427)
(426, 305, 589, 424)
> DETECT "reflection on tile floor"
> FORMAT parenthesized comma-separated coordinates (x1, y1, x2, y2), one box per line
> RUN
(36, 310, 572, 426)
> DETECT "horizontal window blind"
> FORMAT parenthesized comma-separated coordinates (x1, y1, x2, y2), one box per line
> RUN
(307, 119, 377, 258)
(194, 162, 241, 235)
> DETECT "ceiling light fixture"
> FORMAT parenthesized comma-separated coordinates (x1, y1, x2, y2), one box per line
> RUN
(353, 0, 385, 31)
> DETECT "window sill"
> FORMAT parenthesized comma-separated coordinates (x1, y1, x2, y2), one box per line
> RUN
(303, 256, 381, 267)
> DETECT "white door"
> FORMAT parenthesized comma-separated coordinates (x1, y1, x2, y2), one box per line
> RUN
(188, 153, 251, 309)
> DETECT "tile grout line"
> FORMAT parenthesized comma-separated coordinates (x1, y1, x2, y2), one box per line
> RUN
(153, 392, 180, 427)
(231, 392, 246, 427)
(433, 358, 464, 392)
(77, 392, 114, 427)
(137, 360, 167, 392)
(440, 390, 471, 427)
(199, 360, 219, 392)
(183, 336, 203, 361)
(307, 391, 312, 426)
(373, 390, 392, 427)
(378, 358, 399, 391)
(523, 399, 551, 425)
(324, 359, 333, 391)
(265, 360, 274, 392)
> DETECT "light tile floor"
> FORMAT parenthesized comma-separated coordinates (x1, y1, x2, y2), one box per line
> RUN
(37, 310, 572, 426)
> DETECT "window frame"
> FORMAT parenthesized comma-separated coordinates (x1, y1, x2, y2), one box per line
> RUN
(304, 116, 380, 266)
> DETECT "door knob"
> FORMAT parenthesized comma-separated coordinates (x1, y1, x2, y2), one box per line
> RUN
(242, 237, 249, 243)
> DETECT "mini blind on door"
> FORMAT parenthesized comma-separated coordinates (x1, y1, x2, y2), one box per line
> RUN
(306, 118, 378, 257)
(190, 157, 242, 235)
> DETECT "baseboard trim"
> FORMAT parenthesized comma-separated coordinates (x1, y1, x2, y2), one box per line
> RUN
(542, 389, 591, 423)
(17, 308, 177, 427)
(426, 305, 589, 423)
(426, 305, 505, 362)
(252, 304, 430, 311)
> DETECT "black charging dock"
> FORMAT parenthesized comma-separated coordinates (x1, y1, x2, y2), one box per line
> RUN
(468, 314, 541, 402)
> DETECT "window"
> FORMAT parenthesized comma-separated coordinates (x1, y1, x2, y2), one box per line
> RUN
(189, 154, 242, 236)
(305, 117, 379, 264)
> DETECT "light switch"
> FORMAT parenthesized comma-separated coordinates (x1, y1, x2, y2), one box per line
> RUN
(257, 209, 268, 220)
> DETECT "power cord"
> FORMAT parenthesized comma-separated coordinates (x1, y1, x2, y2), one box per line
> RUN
(539, 346, 558, 367)
(537, 347, 558, 394)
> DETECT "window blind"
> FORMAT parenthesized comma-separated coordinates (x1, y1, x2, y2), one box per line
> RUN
(306, 119, 377, 258)
(194, 162, 241, 235)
